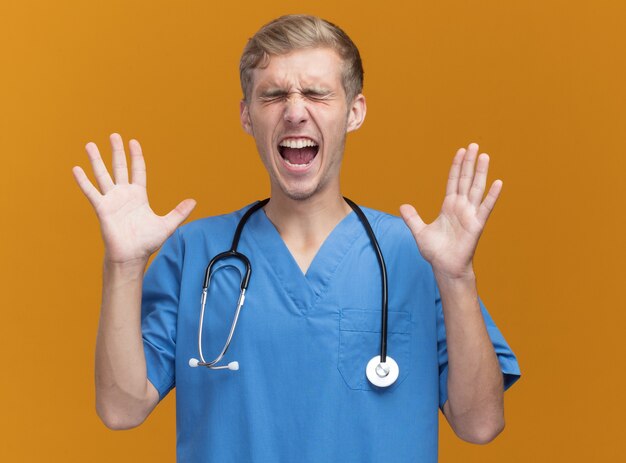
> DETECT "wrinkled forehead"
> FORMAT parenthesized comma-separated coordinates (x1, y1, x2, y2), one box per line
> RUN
(250, 48, 346, 96)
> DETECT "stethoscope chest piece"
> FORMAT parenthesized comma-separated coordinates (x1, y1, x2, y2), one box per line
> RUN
(366, 355, 399, 388)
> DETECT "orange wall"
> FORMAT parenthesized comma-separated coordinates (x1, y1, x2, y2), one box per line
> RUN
(1, 1, 624, 461)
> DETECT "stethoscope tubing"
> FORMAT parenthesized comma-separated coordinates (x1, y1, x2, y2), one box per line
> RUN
(342, 197, 389, 363)
(197, 262, 246, 368)
(195, 199, 269, 369)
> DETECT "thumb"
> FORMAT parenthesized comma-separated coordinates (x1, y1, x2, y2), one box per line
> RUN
(399, 204, 426, 237)
(164, 198, 197, 231)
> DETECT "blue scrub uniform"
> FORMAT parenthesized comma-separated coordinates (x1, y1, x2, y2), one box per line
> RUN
(142, 202, 520, 462)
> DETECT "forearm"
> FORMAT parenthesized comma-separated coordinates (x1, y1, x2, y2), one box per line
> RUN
(95, 259, 158, 429)
(437, 271, 504, 444)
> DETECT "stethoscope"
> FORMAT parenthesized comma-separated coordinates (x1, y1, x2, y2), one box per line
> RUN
(189, 198, 399, 387)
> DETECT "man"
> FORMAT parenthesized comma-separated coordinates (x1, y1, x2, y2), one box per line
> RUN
(73, 14, 520, 462)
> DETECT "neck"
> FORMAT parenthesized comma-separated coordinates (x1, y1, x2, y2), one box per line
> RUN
(263, 184, 352, 269)
(264, 188, 351, 240)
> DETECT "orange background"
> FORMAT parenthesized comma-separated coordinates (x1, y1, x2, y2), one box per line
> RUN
(1, 1, 624, 461)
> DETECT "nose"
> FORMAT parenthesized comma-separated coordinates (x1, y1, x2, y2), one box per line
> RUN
(283, 93, 309, 125)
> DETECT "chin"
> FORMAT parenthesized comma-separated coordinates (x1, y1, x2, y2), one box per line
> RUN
(280, 187, 318, 201)
(276, 180, 322, 201)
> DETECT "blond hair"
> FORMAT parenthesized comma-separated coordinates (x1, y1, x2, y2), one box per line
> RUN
(240, 15, 364, 102)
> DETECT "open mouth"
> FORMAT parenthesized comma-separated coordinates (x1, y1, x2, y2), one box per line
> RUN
(278, 138, 319, 167)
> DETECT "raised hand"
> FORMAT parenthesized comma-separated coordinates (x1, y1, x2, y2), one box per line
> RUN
(400, 143, 502, 279)
(72, 133, 196, 265)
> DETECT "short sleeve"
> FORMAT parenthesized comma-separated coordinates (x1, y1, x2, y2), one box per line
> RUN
(437, 284, 521, 410)
(141, 229, 183, 400)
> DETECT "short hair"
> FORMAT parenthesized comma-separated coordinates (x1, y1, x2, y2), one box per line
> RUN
(239, 15, 364, 103)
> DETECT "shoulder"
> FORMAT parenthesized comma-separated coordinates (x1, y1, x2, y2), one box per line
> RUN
(357, 206, 414, 244)
(162, 201, 261, 254)
(356, 205, 432, 273)
(177, 201, 257, 238)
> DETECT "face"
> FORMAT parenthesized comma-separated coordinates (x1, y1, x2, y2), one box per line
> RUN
(240, 47, 366, 202)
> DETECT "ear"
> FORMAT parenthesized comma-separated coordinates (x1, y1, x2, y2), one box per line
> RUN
(346, 94, 367, 133)
(240, 100, 253, 135)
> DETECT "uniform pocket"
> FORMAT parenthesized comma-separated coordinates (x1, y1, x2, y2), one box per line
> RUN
(338, 308, 411, 390)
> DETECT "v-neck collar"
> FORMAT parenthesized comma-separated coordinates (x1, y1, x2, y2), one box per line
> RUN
(246, 207, 362, 314)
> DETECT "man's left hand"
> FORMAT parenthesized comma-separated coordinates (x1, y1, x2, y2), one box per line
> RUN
(400, 143, 502, 280)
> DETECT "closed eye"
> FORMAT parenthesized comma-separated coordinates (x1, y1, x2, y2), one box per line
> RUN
(259, 90, 289, 102)
(302, 90, 333, 101)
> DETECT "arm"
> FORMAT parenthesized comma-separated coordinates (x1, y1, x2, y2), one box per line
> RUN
(437, 274, 504, 444)
(95, 258, 157, 430)
(73, 134, 195, 429)
(400, 143, 505, 444)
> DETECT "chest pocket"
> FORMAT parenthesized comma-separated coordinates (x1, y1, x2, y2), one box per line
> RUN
(338, 308, 411, 391)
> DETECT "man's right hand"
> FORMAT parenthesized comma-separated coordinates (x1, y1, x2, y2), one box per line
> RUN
(72, 133, 196, 265)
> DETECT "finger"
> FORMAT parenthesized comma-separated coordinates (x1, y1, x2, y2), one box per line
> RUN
(129, 139, 146, 187)
(109, 133, 129, 184)
(468, 153, 490, 206)
(163, 198, 197, 232)
(72, 166, 102, 208)
(85, 142, 114, 193)
(477, 179, 503, 225)
(458, 142, 479, 196)
(445, 148, 465, 196)
(399, 204, 426, 237)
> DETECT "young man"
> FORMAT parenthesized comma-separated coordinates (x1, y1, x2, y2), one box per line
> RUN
(73, 15, 520, 462)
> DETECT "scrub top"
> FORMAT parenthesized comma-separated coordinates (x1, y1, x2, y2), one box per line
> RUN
(141, 202, 521, 463)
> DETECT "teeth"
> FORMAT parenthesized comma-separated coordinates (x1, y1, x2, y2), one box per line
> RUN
(284, 158, 313, 167)
(279, 138, 318, 149)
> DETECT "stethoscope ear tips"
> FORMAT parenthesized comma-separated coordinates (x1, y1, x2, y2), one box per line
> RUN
(189, 358, 240, 370)
(366, 355, 399, 388)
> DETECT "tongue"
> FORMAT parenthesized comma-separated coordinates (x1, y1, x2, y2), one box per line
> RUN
(282, 147, 317, 165)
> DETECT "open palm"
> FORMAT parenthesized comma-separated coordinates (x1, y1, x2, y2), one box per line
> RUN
(400, 143, 502, 279)
(72, 133, 196, 264)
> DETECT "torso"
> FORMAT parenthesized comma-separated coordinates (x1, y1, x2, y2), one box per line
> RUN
(141, 203, 453, 462)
